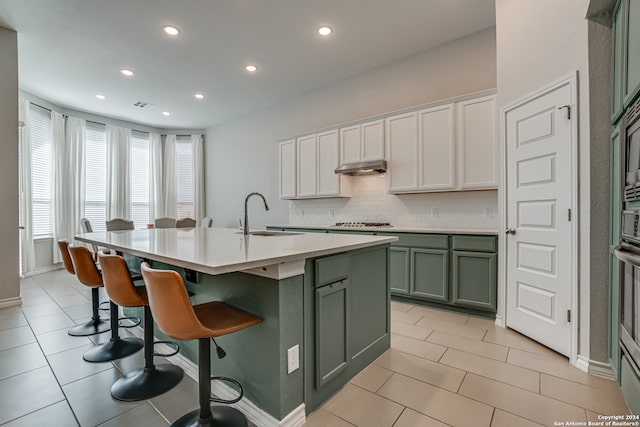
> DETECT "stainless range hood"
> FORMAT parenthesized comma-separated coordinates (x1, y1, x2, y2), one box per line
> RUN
(334, 160, 387, 175)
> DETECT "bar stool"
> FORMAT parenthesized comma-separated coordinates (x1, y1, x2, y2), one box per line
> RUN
(58, 240, 110, 336)
(98, 252, 183, 401)
(141, 262, 263, 427)
(68, 245, 143, 362)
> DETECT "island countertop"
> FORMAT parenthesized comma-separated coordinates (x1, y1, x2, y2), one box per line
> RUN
(75, 227, 397, 277)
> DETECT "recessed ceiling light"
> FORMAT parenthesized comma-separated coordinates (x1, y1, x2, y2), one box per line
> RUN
(120, 69, 134, 77)
(194, 93, 204, 99)
(95, 94, 106, 100)
(162, 111, 171, 116)
(245, 65, 257, 72)
(163, 26, 180, 36)
(318, 26, 332, 36)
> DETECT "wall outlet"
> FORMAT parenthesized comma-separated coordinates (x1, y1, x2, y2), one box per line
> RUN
(287, 344, 299, 374)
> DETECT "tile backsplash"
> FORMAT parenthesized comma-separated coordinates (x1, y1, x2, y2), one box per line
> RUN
(289, 175, 498, 229)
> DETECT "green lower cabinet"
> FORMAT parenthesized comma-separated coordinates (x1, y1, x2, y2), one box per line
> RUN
(620, 355, 640, 415)
(452, 251, 497, 311)
(411, 248, 449, 302)
(390, 247, 410, 295)
(315, 280, 349, 389)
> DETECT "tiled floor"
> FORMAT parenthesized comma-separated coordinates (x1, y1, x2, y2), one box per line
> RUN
(0, 269, 633, 426)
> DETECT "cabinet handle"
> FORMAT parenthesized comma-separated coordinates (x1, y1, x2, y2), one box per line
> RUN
(505, 227, 516, 235)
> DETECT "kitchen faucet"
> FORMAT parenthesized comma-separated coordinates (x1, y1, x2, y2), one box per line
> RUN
(244, 192, 269, 235)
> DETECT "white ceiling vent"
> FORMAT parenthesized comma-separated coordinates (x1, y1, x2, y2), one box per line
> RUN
(132, 101, 155, 110)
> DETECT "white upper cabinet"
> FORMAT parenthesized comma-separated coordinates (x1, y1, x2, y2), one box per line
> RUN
(339, 119, 385, 164)
(297, 134, 318, 198)
(456, 95, 497, 189)
(280, 129, 347, 199)
(317, 130, 340, 196)
(386, 112, 419, 192)
(340, 125, 361, 165)
(419, 104, 456, 191)
(279, 139, 296, 199)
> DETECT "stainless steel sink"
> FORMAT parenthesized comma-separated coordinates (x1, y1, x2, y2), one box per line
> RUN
(236, 230, 302, 236)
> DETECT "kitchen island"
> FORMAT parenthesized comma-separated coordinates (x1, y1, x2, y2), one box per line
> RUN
(75, 228, 396, 426)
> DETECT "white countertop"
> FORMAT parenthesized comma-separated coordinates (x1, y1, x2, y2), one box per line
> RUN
(75, 227, 397, 277)
(267, 224, 499, 235)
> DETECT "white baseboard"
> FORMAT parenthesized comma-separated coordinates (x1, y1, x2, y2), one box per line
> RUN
(126, 322, 306, 426)
(575, 355, 617, 380)
(0, 296, 22, 309)
(494, 314, 505, 327)
(22, 264, 63, 277)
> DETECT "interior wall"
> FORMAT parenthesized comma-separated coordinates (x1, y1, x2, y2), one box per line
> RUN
(205, 27, 497, 229)
(495, 0, 609, 364)
(0, 26, 20, 304)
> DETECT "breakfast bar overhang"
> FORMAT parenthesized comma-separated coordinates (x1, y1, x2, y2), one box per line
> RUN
(75, 227, 396, 425)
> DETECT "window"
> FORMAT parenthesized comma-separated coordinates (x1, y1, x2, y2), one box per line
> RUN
(175, 138, 193, 218)
(130, 132, 150, 229)
(84, 123, 107, 232)
(30, 105, 53, 238)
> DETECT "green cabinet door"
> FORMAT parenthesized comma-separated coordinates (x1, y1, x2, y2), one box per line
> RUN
(613, 0, 627, 122)
(624, 0, 640, 106)
(451, 251, 497, 311)
(315, 279, 349, 389)
(411, 248, 449, 302)
(610, 123, 622, 376)
(390, 247, 410, 295)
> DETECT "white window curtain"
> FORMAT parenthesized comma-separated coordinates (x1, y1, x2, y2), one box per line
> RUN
(18, 98, 35, 274)
(67, 117, 86, 235)
(106, 125, 131, 220)
(51, 111, 66, 263)
(163, 135, 177, 218)
(192, 134, 205, 221)
(149, 133, 163, 221)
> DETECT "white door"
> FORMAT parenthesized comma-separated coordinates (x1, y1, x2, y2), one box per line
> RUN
(505, 81, 574, 357)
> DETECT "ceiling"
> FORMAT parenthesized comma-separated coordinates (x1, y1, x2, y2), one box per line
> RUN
(0, 0, 495, 129)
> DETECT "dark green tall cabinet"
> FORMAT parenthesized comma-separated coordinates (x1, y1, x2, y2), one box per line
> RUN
(611, 0, 640, 413)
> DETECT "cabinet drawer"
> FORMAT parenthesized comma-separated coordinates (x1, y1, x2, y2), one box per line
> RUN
(380, 233, 448, 249)
(315, 254, 349, 287)
(452, 235, 496, 252)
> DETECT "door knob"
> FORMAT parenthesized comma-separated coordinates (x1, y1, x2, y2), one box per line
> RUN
(505, 227, 516, 235)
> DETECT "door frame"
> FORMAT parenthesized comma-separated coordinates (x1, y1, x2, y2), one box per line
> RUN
(498, 72, 580, 366)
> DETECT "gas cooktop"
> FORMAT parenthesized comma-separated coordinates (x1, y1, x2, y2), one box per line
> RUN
(333, 222, 392, 228)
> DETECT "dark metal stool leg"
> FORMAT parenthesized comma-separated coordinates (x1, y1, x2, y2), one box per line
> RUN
(83, 301, 143, 362)
(68, 287, 111, 336)
(171, 338, 248, 427)
(111, 306, 183, 401)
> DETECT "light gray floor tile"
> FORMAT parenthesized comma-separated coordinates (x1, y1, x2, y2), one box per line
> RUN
(47, 344, 113, 385)
(21, 302, 64, 319)
(0, 342, 47, 380)
(63, 368, 143, 426)
(28, 312, 77, 335)
(0, 310, 28, 331)
(3, 401, 78, 427)
(149, 372, 198, 423)
(36, 327, 93, 356)
(98, 402, 169, 426)
(0, 325, 36, 352)
(0, 366, 65, 424)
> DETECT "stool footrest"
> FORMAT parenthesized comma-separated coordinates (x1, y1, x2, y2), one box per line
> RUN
(118, 316, 141, 328)
(210, 376, 243, 404)
(153, 340, 180, 358)
(99, 300, 110, 311)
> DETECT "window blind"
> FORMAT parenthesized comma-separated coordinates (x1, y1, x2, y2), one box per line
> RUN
(130, 131, 150, 229)
(84, 123, 107, 232)
(30, 105, 52, 238)
(175, 138, 193, 218)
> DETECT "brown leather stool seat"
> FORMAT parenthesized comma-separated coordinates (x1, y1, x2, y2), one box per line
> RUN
(68, 245, 143, 362)
(58, 240, 110, 336)
(141, 262, 263, 427)
(98, 252, 183, 401)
